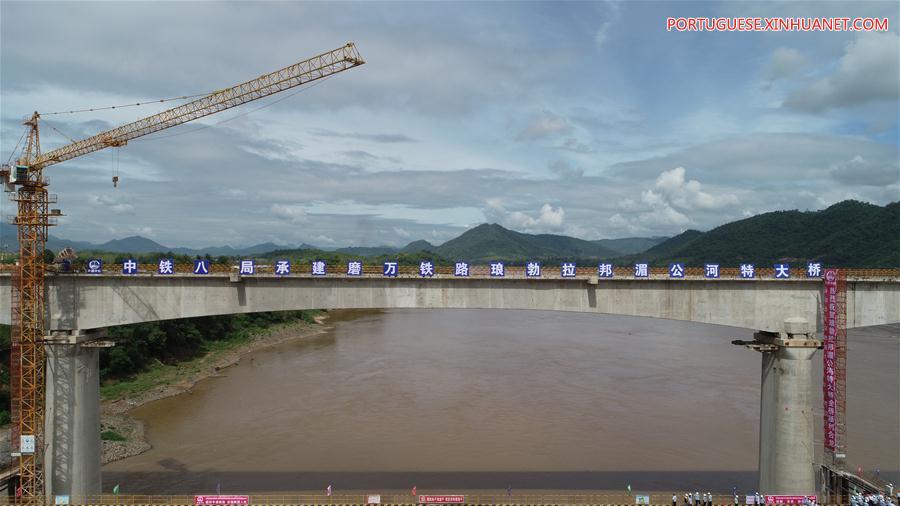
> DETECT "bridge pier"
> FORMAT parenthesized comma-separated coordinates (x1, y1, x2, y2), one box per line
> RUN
(44, 331, 105, 497)
(738, 317, 820, 495)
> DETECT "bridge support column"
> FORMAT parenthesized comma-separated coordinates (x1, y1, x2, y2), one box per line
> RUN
(735, 317, 821, 495)
(44, 330, 108, 498)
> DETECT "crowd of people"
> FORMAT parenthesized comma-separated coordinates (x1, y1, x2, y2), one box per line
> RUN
(665, 491, 899, 506)
(851, 492, 897, 506)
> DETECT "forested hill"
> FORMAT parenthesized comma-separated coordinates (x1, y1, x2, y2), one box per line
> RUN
(634, 200, 900, 267)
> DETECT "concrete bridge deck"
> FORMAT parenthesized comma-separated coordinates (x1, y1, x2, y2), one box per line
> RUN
(1, 272, 898, 333)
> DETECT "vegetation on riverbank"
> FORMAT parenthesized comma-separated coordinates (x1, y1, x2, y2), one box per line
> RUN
(0, 309, 323, 419)
(99, 310, 323, 400)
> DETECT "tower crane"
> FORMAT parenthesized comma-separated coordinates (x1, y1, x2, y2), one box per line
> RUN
(1, 43, 364, 500)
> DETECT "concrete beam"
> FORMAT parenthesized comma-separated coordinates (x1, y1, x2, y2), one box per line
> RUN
(1, 274, 898, 332)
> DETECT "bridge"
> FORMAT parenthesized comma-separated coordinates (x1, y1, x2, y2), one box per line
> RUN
(1, 269, 899, 500)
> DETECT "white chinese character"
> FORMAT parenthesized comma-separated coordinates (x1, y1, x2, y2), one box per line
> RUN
(158, 259, 174, 274)
(347, 261, 362, 276)
(775, 263, 790, 278)
(669, 263, 684, 278)
(490, 262, 504, 277)
(807, 262, 822, 277)
(275, 260, 291, 276)
(240, 260, 255, 275)
(598, 263, 613, 278)
(311, 260, 326, 276)
(740, 264, 755, 278)
(634, 263, 648, 277)
(383, 261, 398, 277)
(705, 264, 719, 278)
(419, 261, 434, 277)
(454, 262, 469, 276)
(123, 259, 137, 274)
(526, 262, 541, 277)
(561, 262, 576, 277)
(193, 260, 209, 274)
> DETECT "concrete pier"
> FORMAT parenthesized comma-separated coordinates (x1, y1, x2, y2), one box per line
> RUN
(45, 339, 102, 496)
(755, 318, 819, 495)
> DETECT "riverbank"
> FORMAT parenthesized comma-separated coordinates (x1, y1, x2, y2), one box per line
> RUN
(98, 310, 335, 464)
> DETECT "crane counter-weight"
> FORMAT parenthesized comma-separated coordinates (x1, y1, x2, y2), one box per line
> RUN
(2, 42, 364, 500)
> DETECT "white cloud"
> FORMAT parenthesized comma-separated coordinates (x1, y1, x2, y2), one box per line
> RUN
(393, 227, 411, 238)
(765, 47, 808, 83)
(485, 200, 565, 232)
(517, 111, 572, 141)
(647, 167, 739, 211)
(270, 203, 308, 223)
(784, 32, 900, 112)
(829, 155, 899, 187)
(87, 194, 134, 214)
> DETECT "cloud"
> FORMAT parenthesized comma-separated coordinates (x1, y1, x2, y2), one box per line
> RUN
(765, 47, 808, 83)
(784, 32, 899, 112)
(270, 204, 308, 224)
(517, 111, 571, 141)
(548, 159, 584, 179)
(556, 137, 596, 154)
(311, 129, 418, 144)
(647, 167, 739, 211)
(830, 155, 899, 187)
(87, 194, 134, 214)
(485, 200, 565, 232)
(611, 133, 900, 187)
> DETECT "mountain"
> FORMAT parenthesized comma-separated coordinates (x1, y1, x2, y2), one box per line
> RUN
(639, 200, 900, 267)
(429, 223, 620, 262)
(335, 246, 398, 257)
(400, 240, 435, 254)
(592, 236, 668, 256)
(0, 223, 318, 257)
(5, 200, 894, 266)
(94, 235, 170, 253)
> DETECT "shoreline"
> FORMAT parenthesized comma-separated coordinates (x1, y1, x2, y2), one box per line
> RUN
(99, 310, 343, 464)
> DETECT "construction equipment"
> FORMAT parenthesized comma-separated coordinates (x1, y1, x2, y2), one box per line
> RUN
(2, 43, 364, 500)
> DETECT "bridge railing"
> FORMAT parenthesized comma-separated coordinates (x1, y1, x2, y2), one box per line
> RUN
(0, 495, 814, 506)
(1, 262, 898, 280)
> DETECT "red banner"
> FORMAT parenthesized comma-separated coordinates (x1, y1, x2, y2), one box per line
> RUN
(822, 269, 838, 451)
(418, 496, 465, 504)
(764, 495, 817, 504)
(194, 496, 249, 505)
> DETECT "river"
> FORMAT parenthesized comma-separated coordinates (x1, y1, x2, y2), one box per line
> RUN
(103, 309, 899, 493)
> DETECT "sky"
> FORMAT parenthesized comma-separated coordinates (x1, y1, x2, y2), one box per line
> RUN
(1, 1, 898, 249)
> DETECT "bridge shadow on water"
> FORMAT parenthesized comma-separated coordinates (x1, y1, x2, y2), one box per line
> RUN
(102, 470, 761, 494)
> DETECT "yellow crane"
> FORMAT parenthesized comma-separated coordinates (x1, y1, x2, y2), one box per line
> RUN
(1, 43, 364, 500)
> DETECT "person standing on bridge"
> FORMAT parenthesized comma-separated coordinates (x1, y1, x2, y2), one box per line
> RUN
(696, 491, 701, 506)
(673, 494, 678, 506)
(685, 493, 690, 506)
(703, 492, 708, 506)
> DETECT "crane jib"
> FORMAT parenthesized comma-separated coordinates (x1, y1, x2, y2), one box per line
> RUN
(32, 43, 364, 170)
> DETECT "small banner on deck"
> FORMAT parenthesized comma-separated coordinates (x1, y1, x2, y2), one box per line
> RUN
(764, 495, 817, 504)
(194, 496, 250, 505)
(418, 495, 465, 504)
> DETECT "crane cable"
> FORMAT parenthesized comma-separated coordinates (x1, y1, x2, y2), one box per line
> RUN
(5, 128, 27, 165)
(40, 92, 214, 116)
(135, 73, 337, 142)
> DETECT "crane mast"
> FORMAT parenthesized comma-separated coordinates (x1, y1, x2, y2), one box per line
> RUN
(3, 43, 364, 500)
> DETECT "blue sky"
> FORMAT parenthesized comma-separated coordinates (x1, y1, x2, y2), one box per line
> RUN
(1, 1, 898, 248)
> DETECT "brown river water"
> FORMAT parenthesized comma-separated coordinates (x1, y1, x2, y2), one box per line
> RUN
(103, 309, 899, 494)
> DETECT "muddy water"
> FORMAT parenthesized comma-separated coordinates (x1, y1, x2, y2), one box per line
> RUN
(103, 310, 899, 493)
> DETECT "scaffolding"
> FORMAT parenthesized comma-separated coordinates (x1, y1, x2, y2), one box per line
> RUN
(823, 268, 847, 468)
